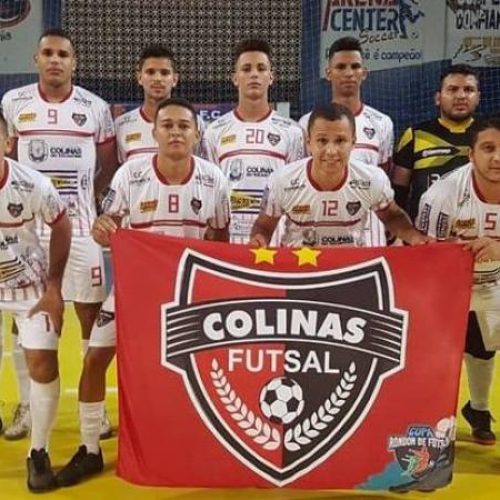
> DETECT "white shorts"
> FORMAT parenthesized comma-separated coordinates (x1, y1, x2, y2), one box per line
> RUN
(471, 285, 500, 351)
(88, 290, 116, 348)
(0, 299, 58, 350)
(42, 235, 106, 303)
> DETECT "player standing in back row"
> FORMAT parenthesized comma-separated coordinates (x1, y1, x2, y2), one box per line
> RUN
(1, 28, 118, 440)
(205, 38, 305, 244)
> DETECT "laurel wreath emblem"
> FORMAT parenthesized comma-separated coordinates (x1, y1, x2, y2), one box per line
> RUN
(210, 359, 280, 450)
(284, 362, 357, 451)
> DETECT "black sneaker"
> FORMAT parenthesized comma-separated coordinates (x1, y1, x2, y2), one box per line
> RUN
(462, 401, 496, 445)
(56, 445, 103, 487)
(27, 448, 57, 493)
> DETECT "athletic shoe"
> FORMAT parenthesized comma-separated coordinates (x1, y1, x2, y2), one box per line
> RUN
(4, 402, 31, 440)
(56, 445, 104, 487)
(462, 401, 496, 445)
(27, 448, 56, 492)
(99, 408, 113, 440)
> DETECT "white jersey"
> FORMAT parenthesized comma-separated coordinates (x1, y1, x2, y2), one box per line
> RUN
(0, 158, 66, 301)
(300, 105, 393, 247)
(417, 163, 500, 287)
(261, 157, 394, 248)
(115, 106, 207, 164)
(205, 109, 305, 244)
(101, 155, 230, 238)
(1, 83, 115, 238)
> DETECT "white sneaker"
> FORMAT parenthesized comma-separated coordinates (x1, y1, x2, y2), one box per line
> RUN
(99, 407, 113, 440)
(4, 402, 31, 440)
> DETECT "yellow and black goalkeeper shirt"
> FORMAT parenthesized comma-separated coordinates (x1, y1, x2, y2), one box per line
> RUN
(394, 117, 474, 220)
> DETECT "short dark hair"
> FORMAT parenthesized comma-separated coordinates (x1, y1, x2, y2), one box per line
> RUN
(470, 116, 500, 148)
(0, 108, 8, 137)
(138, 45, 177, 72)
(308, 103, 356, 137)
(154, 97, 198, 126)
(38, 28, 74, 47)
(328, 37, 362, 60)
(439, 64, 479, 90)
(234, 38, 271, 64)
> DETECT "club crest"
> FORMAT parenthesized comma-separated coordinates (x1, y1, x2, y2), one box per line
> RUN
(161, 251, 408, 486)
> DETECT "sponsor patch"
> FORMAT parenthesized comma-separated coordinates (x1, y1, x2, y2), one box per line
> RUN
(140, 200, 159, 213)
(126, 132, 142, 143)
(291, 204, 311, 215)
(221, 134, 236, 145)
(18, 112, 36, 123)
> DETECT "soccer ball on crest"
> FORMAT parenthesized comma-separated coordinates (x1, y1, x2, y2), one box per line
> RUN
(259, 377, 305, 425)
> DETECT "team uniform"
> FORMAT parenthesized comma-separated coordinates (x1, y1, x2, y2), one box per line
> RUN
(417, 164, 500, 350)
(115, 106, 207, 163)
(300, 104, 394, 246)
(205, 109, 305, 244)
(1, 83, 115, 303)
(0, 158, 66, 349)
(394, 117, 474, 221)
(89, 154, 230, 347)
(261, 157, 394, 248)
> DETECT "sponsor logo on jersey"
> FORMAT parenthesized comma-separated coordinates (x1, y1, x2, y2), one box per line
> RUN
(195, 173, 215, 188)
(363, 127, 375, 140)
(28, 139, 49, 162)
(0, 235, 19, 250)
(284, 177, 306, 192)
(454, 218, 475, 230)
(230, 192, 260, 211)
(267, 132, 281, 146)
(80, 173, 89, 190)
(302, 228, 318, 247)
(228, 159, 244, 182)
(436, 212, 449, 239)
(72, 113, 87, 126)
(50, 146, 82, 159)
(140, 200, 158, 213)
(321, 235, 355, 246)
(346, 201, 362, 216)
(125, 132, 142, 143)
(7, 202, 23, 218)
(51, 177, 73, 189)
(388, 420, 454, 488)
(96, 309, 115, 327)
(73, 96, 92, 107)
(18, 111, 36, 123)
(291, 204, 311, 215)
(161, 251, 407, 485)
(11, 180, 34, 192)
(349, 179, 371, 189)
(100, 187, 116, 213)
(221, 134, 236, 145)
(418, 203, 431, 233)
(421, 147, 456, 158)
(246, 166, 273, 177)
(191, 198, 202, 215)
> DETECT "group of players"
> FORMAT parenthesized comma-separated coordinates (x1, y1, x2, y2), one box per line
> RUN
(0, 27, 499, 493)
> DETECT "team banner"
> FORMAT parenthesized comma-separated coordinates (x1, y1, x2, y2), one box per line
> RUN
(112, 230, 472, 490)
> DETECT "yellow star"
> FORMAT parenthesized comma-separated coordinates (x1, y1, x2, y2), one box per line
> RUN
(250, 247, 278, 265)
(293, 247, 322, 267)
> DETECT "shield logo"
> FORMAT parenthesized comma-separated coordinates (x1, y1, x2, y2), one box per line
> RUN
(363, 127, 375, 139)
(228, 159, 243, 182)
(28, 139, 48, 163)
(191, 198, 202, 215)
(7, 203, 23, 218)
(72, 113, 87, 126)
(267, 132, 281, 146)
(346, 201, 362, 216)
(161, 250, 407, 486)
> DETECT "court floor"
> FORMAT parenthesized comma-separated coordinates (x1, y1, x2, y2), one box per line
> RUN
(0, 307, 499, 499)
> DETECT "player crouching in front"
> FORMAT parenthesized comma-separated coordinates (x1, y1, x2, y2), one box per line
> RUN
(55, 97, 230, 487)
(250, 103, 428, 249)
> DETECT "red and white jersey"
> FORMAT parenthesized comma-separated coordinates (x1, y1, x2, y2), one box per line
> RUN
(299, 104, 394, 167)
(101, 155, 230, 238)
(205, 109, 305, 244)
(0, 158, 66, 301)
(261, 157, 394, 248)
(417, 163, 500, 286)
(1, 83, 115, 237)
(115, 106, 207, 164)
